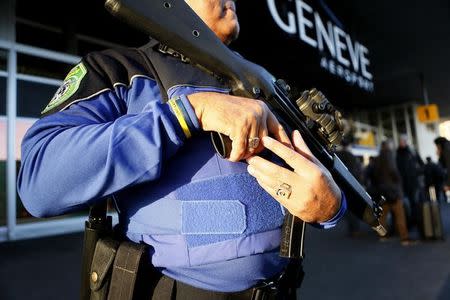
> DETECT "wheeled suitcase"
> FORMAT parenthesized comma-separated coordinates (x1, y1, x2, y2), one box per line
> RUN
(420, 186, 444, 240)
(421, 201, 434, 239)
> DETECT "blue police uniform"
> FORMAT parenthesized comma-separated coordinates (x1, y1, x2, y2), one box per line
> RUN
(17, 42, 346, 292)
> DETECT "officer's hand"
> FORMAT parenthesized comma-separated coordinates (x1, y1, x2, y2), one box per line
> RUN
(246, 130, 341, 222)
(187, 92, 291, 162)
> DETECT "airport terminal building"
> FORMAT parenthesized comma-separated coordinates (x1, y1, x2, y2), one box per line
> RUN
(1, 0, 449, 241)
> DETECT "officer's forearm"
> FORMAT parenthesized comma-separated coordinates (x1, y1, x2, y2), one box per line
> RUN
(18, 94, 185, 217)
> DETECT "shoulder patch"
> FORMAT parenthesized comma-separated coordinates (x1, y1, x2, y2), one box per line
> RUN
(42, 63, 87, 114)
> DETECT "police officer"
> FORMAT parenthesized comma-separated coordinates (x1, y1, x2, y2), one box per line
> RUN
(17, 0, 345, 298)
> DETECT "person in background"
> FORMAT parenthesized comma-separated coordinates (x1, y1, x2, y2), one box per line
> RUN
(423, 156, 446, 203)
(372, 140, 416, 246)
(396, 135, 424, 228)
(364, 156, 376, 189)
(434, 137, 450, 198)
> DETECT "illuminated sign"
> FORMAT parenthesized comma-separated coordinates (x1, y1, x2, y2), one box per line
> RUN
(417, 104, 439, 123)
(267, 0, 374, 92)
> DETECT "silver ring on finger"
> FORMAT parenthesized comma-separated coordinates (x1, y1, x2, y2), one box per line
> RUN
(275, 182, 292, 200)
(248, 137, 260, 150)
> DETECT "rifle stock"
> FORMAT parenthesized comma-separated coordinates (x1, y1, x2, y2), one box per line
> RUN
(104, 0, 386, 253)
(104, 0, 275, 98)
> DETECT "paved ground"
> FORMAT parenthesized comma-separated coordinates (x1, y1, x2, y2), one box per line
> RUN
(300, 204, 450, 300)
(1, 204, 449, 300)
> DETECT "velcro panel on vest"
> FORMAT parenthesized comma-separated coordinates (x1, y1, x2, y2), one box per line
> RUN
(175, 173, 285, 248)
(127, 173, 284, 248)
(182, 200, 246, 234)
(128, 199, 246, 235)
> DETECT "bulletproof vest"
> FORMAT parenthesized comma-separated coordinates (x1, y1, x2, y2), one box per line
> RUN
(123, 41, 285, 268)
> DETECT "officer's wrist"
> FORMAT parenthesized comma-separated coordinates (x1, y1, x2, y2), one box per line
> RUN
(167, 95, 201, 139)
(184, 93, 206, 127)
(179, 94, 201, 131)
(311, 191, 347, 229)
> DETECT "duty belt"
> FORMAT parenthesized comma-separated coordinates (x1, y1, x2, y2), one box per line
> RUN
(152, 275, 298, 300)
(149, 262, 303, 300)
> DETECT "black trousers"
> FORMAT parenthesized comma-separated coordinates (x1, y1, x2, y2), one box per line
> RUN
(134, 265, 297, 300)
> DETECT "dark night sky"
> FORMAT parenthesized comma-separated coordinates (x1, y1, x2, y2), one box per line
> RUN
(231, 0, 450, 116)
(345, 0, 450, 116)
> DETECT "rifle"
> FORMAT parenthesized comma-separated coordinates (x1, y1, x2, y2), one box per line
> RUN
(104, 0, 386, 261)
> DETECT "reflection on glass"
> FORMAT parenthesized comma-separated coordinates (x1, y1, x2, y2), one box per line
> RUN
(17, 80, 58, 118)
(16, 1, 146, 57)
(17, 53, 74, 80)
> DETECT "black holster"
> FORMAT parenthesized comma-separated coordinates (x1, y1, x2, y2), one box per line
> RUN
(89, 238, 148, 300)
(81, 201, 149, 300)
(89, 238, 120, 300)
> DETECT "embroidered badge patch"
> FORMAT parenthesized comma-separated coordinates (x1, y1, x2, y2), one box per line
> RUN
(41, 63, 87, 114)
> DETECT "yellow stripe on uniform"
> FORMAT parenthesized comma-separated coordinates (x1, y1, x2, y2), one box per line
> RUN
(168, 98, 192, 138)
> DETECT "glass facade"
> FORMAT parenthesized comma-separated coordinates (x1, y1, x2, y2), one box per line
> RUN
(0, 50, 6, 71)
(348, 104, 423, 161)
(18, 53, 74, 80)
(0, 0, 147, 239)
(15, 0, 147, 57)
(0, 36, 84, 236)
(0, 0, 148, 237)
